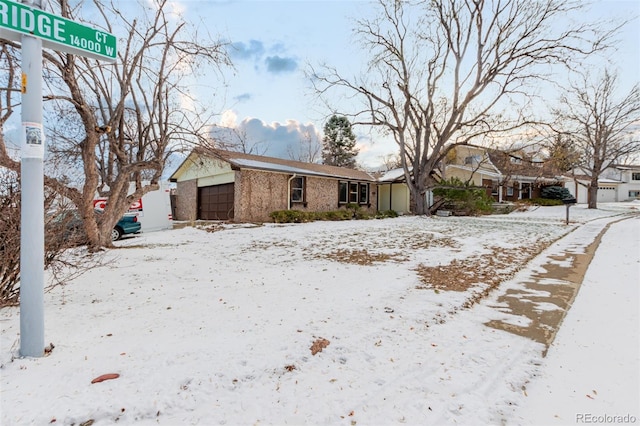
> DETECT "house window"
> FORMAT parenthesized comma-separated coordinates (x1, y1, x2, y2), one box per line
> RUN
(349, 183, 359, 203)
(359, 183, 369, 204)
(632, 173, 640, 181)
(465, 155, 482, 165)
(629, 191, 640, 198)
(339, 182, 348, 203)
(290, 176, 305, 203)
(339, 181, 370, 205)
(506, 187, 514, 196)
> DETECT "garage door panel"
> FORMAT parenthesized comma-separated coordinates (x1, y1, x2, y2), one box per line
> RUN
(198, 183, 234, 220)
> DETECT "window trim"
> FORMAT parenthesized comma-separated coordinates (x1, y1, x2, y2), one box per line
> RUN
(290, 176, 306, 205)
(339, 181, 370, 206)
(359, 183, 369, 204)
(338, 182, 348, 203)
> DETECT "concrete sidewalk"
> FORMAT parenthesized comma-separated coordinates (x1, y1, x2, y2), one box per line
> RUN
(508, 215, 640, 424)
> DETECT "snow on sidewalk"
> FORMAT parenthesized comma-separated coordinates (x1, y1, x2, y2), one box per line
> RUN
(508, 215, 640, 425)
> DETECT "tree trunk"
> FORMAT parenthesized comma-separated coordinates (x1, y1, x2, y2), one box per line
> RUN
(587, 179, 599, 209)
(407, 181, 430, 215)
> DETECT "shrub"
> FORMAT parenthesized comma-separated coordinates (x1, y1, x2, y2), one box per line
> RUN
(269, 210, 314, 223)
(521, 198, 564, 206)
(541, 186, 572, 200)
(270, 207, 381, 223)
(433, 177, 494, 215)
(376, 209, 398, 219)
(1, 170, 90, 306)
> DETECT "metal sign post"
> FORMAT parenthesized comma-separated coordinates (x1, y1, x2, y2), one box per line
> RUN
(19, 1, 44, 357)
(0, 0, 116, 357)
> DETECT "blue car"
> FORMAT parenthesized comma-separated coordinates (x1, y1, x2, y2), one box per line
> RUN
(50, 209, 141, 242)
(108, 212, 142, 241)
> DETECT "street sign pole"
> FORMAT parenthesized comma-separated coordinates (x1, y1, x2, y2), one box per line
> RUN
(0, 0, 116, 357)
(19, 0, 44, 358)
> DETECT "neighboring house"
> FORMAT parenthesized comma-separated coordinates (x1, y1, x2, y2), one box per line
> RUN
(563, 164, 640, 203)
(377, 145, 563, 213)
(485, 148, 562, 202)
(443, 145, 503, 200)
(377, 168, 412, 215)
(169, 149, 377, 222)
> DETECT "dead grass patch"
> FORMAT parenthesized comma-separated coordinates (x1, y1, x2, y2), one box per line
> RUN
(408, 235, 460, 250)
(310, 337, 330, 355)
(322, 248, 409, 265)
(415, 242, 549, 297)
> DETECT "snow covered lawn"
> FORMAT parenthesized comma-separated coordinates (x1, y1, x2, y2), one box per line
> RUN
(1, 203, 638, 425)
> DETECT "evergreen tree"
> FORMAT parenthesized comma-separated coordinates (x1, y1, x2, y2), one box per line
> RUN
(321, 115, 358, 168)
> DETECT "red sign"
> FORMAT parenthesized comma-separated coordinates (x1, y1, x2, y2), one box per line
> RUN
(93, 198, 143, 212)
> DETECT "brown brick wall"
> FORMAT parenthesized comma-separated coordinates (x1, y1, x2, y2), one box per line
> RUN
(175, 179, 197, 221)
(235, 169, 377, 222)
(235, 170, 289, 222)
(175, 169, 377, 223)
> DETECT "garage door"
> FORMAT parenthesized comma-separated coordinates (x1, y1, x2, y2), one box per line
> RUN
(198, 183, 234, 220)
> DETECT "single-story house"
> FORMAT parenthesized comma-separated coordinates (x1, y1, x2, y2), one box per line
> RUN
(169, 149, 377, 222)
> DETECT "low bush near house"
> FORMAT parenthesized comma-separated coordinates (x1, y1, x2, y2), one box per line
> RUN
(520, 198, 565, 206)
(269, 210, 314, 223)
(269, 207, 396, 223)
(376, 209, 399, 219)
(541, 186, 572, 200)
(432, 177, 494, 216)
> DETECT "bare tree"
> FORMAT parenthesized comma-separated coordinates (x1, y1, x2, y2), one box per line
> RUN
(311, 0, 612, 214)
(553, 70, 640, 208)
(0, 43, 20, 169)
(207, 125, 269, 155)
(287, 129, 322, 163)
(0, 0, 230, 248)
(379, 152, 401, 171)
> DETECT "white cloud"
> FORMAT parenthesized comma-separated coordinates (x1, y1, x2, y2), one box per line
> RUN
(219, 110, 238, 128)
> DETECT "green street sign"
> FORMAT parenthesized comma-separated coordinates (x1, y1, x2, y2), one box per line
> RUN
(0, 0, 116, 62)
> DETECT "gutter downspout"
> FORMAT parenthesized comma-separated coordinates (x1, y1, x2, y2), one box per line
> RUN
(287, 174, 297, 210)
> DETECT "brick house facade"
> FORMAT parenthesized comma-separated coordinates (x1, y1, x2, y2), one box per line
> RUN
(170, 149, 377, 222)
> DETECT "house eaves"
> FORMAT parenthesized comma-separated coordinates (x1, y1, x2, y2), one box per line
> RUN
(228, 158, 374, 181)
(211, 149, 376, 182)
(378, 167, 411, 183)
(446, 164, 502, 178)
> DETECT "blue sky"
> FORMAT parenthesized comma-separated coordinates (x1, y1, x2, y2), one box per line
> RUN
(177, 0, 377, 164)
(173, 0, 640, 169)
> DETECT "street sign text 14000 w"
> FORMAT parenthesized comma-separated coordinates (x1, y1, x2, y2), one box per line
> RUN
(0, 0, 116, 62)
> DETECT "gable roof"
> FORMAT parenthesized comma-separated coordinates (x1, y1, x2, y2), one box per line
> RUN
(486, 148, 560, 179)
(170, 149, 375, 182)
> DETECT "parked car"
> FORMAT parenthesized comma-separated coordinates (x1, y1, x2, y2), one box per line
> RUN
(49, 209, 141, 242)
(107, 211, 141, 241)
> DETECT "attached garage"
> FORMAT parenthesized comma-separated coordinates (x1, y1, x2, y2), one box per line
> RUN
(170, 149, 377, 222)
(198, 183, 234, 220)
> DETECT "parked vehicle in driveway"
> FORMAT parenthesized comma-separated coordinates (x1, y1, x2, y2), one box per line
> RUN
(108, 211, 141, 241)
(49, 209, 141, 242)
